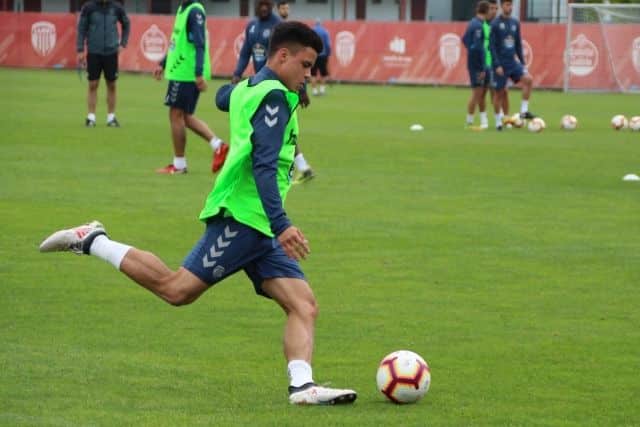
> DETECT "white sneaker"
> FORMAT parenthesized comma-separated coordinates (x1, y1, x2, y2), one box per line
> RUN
(39, 221, 106, 255)
(288, 383, 357, 405)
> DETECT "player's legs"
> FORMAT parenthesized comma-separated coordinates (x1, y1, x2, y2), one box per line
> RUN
(103, 53, 119, 125)
(185, 113, 214, 141)
(262, 277, 317, 363)
(120, 251, 208, 306)
(85, 53, 101, 125)
(169, 107, 187, 157)
(39, 221, 209, 305)
(310, 64, 319, 95)
(317, 57, 329, 95)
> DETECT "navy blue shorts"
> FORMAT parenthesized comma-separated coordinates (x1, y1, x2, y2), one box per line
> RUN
(182, 214, 305, 298)
(493, 63, 524, 90)
(164, 80, 200, 114)
(468, 67, 490, 88)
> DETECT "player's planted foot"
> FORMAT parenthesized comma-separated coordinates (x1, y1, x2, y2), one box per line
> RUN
(212, 142, 229, 173)
(520, 111, 536, 120)
(294, 168, 315, 184)
(85, 118, 96, 128)
(39, 221, 106, 255)
(107, 118, 120, 127)
(156, 164, 187, 175)
(288, 383, 357, 405)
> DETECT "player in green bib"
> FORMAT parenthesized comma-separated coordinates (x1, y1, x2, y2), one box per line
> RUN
(153, 0, 227, 174)
(39, 21, 357, 406)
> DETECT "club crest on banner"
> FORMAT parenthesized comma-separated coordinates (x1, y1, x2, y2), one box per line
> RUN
(439, 33, 461, 69)
(31, 21, 56, 57)
(335, 31, 356, 67)
(567, 33, 598, 77)
(140, 25, 168, 62)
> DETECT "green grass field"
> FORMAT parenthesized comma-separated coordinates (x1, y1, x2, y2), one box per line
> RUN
(1, 67, 639, 426)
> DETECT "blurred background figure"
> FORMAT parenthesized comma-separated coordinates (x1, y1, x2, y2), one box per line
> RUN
(311, 19, 331, 96)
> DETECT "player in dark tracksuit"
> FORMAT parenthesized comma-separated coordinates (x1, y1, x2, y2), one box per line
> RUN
(489, 0, 535, 130)
(76, 0, 130, 127)
(462, 1, 489, 129)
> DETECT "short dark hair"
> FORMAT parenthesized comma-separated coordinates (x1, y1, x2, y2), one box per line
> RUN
(268, 21, 323, 57)
(277, 1, 288, 5)
(477, 0, 489, 14)
(487, 0, 497, 4)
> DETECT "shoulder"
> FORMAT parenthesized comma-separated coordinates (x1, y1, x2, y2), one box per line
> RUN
(80, 0, 96, 14)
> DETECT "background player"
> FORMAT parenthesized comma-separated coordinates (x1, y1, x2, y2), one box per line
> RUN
(490, 0, 535, 130)
(462, 1, 489, 129)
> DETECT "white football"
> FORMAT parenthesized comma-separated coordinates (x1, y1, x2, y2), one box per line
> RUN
(611, 114, 628, 130)
(561, 114, 578, 130)
(528, 117, 546, 133)
(629, 116, 640, 132)
(376, 350, 431, 404)
(510, 113, 524, 128)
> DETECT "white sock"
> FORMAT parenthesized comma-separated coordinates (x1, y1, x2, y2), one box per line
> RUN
(319, 85, 326, 94)
(294, 153, 310, 172)
(496, 113, 503, 127)
(466, 114, 474, 124)
(480, 111, 488, 125)
(520, 100, 529, 114)
(173, 157, 187, 170)
(87, 113, 96, 122)
(89, 235, 132, 270)
(287, 360, 314, 387)
(209, 137, 222, 151)
(107, 113, 115, 122)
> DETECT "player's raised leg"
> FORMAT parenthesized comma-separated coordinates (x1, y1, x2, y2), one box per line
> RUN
(262, 277, 357, 405)
(39, 221, 208, 306)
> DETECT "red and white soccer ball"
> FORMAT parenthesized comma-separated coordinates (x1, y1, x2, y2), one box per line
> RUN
(376, 350, 431, 404)
(629, 116, 640, 132)
(527, 117, 546, 133)
(611, 114, 629, 130)
(561, 114, 578, 131)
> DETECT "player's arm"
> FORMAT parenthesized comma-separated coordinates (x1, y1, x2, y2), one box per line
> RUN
(215, 83, 236, 112)
(76, 4, 90, 57)
(187, 8, 207, 87)
(251, 90, 293, 235)
(233, 25, 253, 82)
(515, 22, 525, 65)
(489, 21, 501, 69)
(117, 4, 130, 49)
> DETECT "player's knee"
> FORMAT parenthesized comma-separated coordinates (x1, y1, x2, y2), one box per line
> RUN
(164, 285, 199, 307)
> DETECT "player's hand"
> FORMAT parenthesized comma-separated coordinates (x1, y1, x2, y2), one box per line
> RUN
(496, 66, 504, 76)
(478, 71, 486, 81)
(76, 52, 85, 66)
(231, 75, 241, 84)
(299, 90, 310, 108)
(196, 76, 207, 92)
(277, 226, 310, 261)
(118, 46, 124, 55)
(152, 65, 163, 80)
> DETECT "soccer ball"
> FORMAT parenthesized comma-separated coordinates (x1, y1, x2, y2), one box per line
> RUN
(560, 114, 578, 131)
(611, 114, 628, 130)
(629, 116, 640, 131)
(376, 350, 431, 404)
(510, 113, 524, 128)
(527, 117, 546, 133)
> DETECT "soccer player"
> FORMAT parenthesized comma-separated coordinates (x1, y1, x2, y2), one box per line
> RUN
(462, 1, 489, 129)
(276, 0, 289, 20)
(310, 20, 331, 97)
(232, 0, 314, 184)
(39, 21, 357, 407)
(490, 0, 535, 130)
(76, 0, 130, 128)
(153, 0, 227, 175)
